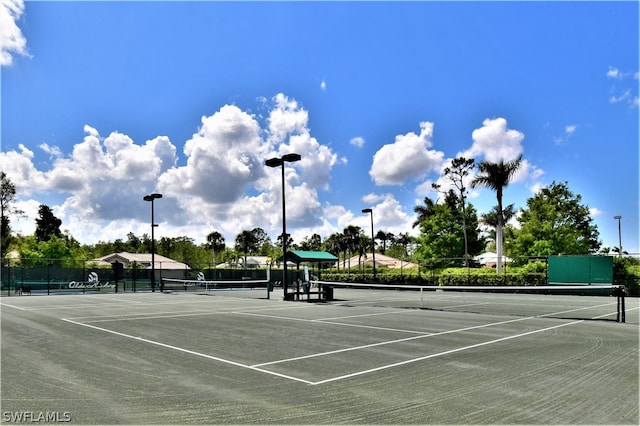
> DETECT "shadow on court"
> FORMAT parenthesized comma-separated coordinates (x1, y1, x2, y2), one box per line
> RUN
(1, 291, 638, 424)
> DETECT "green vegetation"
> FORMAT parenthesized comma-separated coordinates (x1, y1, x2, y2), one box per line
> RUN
(1, 166, 638, 295)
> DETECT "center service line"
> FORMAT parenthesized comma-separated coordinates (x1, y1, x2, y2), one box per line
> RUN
(310, 320, 583, 385)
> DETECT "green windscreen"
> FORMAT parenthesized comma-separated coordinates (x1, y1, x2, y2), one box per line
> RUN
(548, 255, 613, 285)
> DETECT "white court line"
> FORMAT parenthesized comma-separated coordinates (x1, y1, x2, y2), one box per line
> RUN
(538, 302, 618, 317)
(310, 320, 584, 385)
(62, 312, 542, 386)
(67, 303, 311, 322)
(73, 310, 233, 323)
(0, 295, 265, 312)
(56, 300, 633, 386)
(0, 302, 28, 311)
(235, 310, 427, 334)
(0, 299, 217, 311)
(253, 315, 536, 368)
(61, 318, 314, 385)
(315, 310, 409, 321)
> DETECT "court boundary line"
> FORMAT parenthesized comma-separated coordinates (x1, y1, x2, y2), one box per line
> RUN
(61, 317, 315, 385)
(0, 299, 230, 311)
(252, 315, 536, 368)
(233, 310, 426, 335)
(310, 320, 583, 385)
(60, 309, 591, 386)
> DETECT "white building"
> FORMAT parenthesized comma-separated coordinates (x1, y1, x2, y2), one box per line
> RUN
(90, 252, 190, 271)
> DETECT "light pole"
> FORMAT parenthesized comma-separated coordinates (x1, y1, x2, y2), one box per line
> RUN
(362, 208, 376, 278)
(144, 193, 162, 292)
(614, 215, 622, 257)
(266, 153, 301, 301)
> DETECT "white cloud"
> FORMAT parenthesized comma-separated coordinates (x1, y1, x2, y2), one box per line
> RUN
(362, 192, 384, 204)
(607, 66, 636, 80)
(461, 117, 524, 163)
(39, 143, 63, 159)
(159, 104, 263, 203)
(590, 207, 604, 217)
(554, 124, 578, 145)
(369, 193, 414, 234)
(264, 94, 338, 191)
(369, 121, 444, 186)
(2, 94, 341, 245)
(606, 66, 622, 79)
(427, 119, 544, 207)
(350, 136, 365, 148)
(529, 182, 544, 195)
(606, 66, 639, 108)
(7, 198, 40, 236)
(609, 89, 632, 104)
(267, 93, 309, 144)
(0, 0, 28, 66)
(415, 179, 436, 197)
(327, 193, 414, 238)
(512, 159, 543, 184)
(320, 79, 327, 91)
(565, 125, 577, 136)
(0, 144, 47, 195)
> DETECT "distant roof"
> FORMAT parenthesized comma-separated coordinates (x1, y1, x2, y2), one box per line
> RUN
(345, 253, 418, 269)
(473, 252, 512, 263)
(285, 250, 339, 263)
(91, 252, 190, 269)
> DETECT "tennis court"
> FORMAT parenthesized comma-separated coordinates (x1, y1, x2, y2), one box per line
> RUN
(1, 288, 638, 424)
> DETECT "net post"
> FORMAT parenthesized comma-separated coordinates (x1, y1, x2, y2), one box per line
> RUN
(621, 287, 625, 323)
(615, 285, 626, 323)
(420, 287, 424, 308)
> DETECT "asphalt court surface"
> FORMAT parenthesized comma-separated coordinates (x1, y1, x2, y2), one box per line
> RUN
(2, 291, 639, 424)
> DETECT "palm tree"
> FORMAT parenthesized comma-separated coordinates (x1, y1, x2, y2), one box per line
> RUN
(323, 233, 342, 271)
(343, 225, 362, 274)
(235, 230, 258, 272)
(357, 234, 371, 273)
(206, 231, 226, 269)
(375, 230, 395, 254)
(395, 232, 412, 258)
(471, 155, 523, 273)
(412, 197, 437, 228)
(479, 204, 516, 244)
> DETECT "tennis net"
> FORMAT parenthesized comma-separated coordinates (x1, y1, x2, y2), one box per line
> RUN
(160, 278, 271, 298)
(313, 281, 627, 323)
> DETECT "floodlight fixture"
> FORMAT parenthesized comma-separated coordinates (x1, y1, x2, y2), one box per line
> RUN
(144, 193, 163, 291)
(265, 153, 301, 300)
(614, 216, 622, 257)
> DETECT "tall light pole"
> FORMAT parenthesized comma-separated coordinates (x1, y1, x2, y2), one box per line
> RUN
(362, 208, 376, 278)
(614, 215, 622, 257)
(266, 153, 301, 301)
(144, 193, 162, 292)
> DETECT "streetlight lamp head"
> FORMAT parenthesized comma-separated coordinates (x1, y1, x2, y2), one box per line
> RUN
(144, 193, 163, 201)
(614, 215, 622, 220)
(362, 208, 372, 213)
(264, 152, 301, 301)
(265, 158, 283, 168)
(282, 153, 301, 163)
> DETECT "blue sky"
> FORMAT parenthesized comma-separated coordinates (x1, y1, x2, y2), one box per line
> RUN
(1, 0, 638, 255)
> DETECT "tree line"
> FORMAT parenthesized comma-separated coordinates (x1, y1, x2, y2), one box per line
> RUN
(0, 156, 617, 271)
